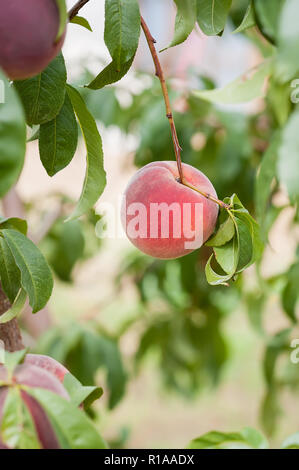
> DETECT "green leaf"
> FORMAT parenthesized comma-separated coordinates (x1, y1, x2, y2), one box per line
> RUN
(246, 292, 265, 334)
(0, 70, 26, 198)
(282, 261, 299, 323)
(27, 388, 107, 449)
(205, 195, 263, 286)
(1, 229, 53, 313)
(86, 55, 135, 90)
(0, 238, 21, 302)
(0, 216, 27, 235)
(48, 220, 85, 282)
(277, 109, 299, 204)
(205, 215, 235, 247)
(64, 329, 127, 409)
(39, 93, 78, 176)
(0, 388, 41, 449)
(0, 289, 27, 324)
(70, 16, 92, 32)
(233, 1, 255, 34)
(104, 0, 140, 69)
(196, 0, 232, 36)
(63, 372, 103, 409)
(254, 0, 282, 44)
(27, 126, 40, 143)
(233, 210, 264, 267)
(267, 79, 291, 126)
(255, 132, 280, 224)
(260, 328, 290, 437)
(263, 329, 290, 385)
(35, 325, 127, 410)
(205, 253, 235, 286)
(14, 53, 67, 126)
(161, 0, 196, 51)
(66, 85, 106, 220)
(214, 238, 239, 274)
(194, 60, 272, 104)
(235, 215, 253, 271)
(275, 0, 299, 82)
(260, 388, 281, 437)
(55, 0, 67, 41)
(282, 432, 299, 449)
(187, 427, 268, 449)
(2, 349, 27, 377)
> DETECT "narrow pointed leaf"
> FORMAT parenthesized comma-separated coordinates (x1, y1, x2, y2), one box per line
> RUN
(2, 349, 27, 377)
(70, 16, 92, 32)
(194, 60, 272, 104)
(278, 109, 299, 204)
(275, 0, 299, 81)
(196, 0, 232, 36)
(1, 388, 41, 449)
(205, 215, 235, 247)
(255, 132, 280, 223)
(86, 55, 135, 90)
(1, 229, 53, 313)
(66, 85, 106, 220)
(161, 0, 196, 51)
(0, 216, 27, 235)
(188, 427, 268, 449)
(14, 53, 67, 126)
(0, 238, 21, 302)
(27, 388, 107, 449)
(63, 373, 103, 409)
(0, 289, 27, 324)
(39, 93, 78, 176)
(104, 0, 140, 69)
(233, 1, 255, 33)
(205, 254, 234, 286)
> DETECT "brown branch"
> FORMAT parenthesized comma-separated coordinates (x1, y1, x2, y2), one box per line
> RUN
(140, 16, 184, 183)
(140, 16, 230, 210)
(0, 286, 24, 352)
(68, 0, 91, 21)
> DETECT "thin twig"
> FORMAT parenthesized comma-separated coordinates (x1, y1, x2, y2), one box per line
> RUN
(68, 0, 90, 21)
(33, 204, 62, 244)
(183, 182, 231, 210)
(140, 15, 230, 210)
(140, 16, 184, 183)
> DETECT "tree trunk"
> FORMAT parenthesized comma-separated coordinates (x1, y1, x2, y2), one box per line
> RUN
(0, 287, 24, 352)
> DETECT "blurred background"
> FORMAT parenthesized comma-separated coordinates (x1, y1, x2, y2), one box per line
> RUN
(1, 0, 298, 448)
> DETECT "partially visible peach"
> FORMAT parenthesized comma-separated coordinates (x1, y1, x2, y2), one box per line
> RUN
(25, 354, 68, 383)
(121, 161, 219, 259)
(0, 361, 69, 449)
(0, 0, 66, 80)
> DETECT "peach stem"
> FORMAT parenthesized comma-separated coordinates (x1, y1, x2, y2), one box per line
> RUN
(68, 5, 230, 211)
(140, 15, 230, 210)
(68, 0, 90, 21)
(182, 182, 231, 210)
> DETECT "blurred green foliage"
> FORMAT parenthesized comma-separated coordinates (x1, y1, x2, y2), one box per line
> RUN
(24, 0, 299, 441)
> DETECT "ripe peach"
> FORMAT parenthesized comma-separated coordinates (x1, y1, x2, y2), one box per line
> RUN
(0, 362, 69, 449)
(0, 0, 66, 80)
(122, 161, 219, 259)
(25, 354, 68, 383)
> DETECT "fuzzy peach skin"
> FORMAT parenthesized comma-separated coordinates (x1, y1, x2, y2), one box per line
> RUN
(0, 0, 66, 80)
(25, 354, 69, 383)
(121, 161, 219, 259)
